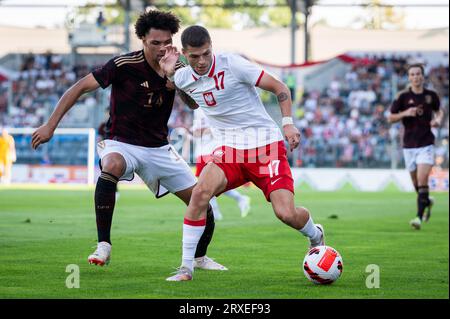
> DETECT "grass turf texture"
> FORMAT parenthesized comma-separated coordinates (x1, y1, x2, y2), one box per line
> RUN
(0, 186, 448, 299)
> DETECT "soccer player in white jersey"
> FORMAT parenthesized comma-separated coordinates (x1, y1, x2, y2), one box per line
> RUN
(193, 108, 252, 220)
(161, 26, 325, 281)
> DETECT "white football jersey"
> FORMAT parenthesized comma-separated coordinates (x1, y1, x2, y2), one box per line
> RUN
(174, 52, 284, 149)
(192, 108, 217, 157)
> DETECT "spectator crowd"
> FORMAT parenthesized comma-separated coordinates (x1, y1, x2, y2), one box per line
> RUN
(0, 52, 101, 128)
(294, 54, 449, 168)
(0, 52, 448, 169)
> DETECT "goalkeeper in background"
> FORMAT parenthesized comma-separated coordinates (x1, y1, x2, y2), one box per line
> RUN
(0, 127, 16, 185)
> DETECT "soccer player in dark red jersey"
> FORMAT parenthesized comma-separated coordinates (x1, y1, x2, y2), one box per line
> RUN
(31, 10, 226, 271)
(388, 63, 444, 230)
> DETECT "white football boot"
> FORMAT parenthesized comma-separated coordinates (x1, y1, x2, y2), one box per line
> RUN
(88, 241, 111, 266)
(309, 224, 325, 249)
(410, 217, 422, 230)
(238, 196, 251, 218)
(166, 266, 193, 281)
(194, 256, 228, 271)
(214, 211, 223, 221)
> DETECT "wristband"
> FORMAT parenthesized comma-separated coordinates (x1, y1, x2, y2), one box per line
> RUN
(282, 117, 294, 127)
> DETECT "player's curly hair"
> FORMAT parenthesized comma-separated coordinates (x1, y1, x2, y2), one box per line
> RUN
(134, 10, 180, 38)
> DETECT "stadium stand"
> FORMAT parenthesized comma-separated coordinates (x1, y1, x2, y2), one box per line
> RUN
(0, 52, 448, 169)
(292, 54, 448, 169)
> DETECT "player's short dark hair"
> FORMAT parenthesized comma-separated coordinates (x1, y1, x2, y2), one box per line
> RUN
(181, 25, 211, 48)
(134, 10, 180, 38)
(407, 63, 425, 75)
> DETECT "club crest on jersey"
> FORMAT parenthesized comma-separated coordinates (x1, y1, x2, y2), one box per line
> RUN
(408, 99, 415, 105)
(425, 95, 432, 104)
(203, 92, 217, 107)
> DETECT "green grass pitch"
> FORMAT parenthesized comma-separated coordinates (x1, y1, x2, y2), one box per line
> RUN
(0, 185, 448, 299)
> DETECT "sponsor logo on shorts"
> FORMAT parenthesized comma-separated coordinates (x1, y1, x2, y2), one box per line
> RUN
(270, 177, 282, 185)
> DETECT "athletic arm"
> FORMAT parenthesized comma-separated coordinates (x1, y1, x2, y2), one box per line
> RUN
(431, 108, 445, 127)
(31, 73, 100, 149)
(159, 47, 197, 109)
(387, 107, 417, 124)
(257, 72, 300, 151)
(177, 88, 199, 110)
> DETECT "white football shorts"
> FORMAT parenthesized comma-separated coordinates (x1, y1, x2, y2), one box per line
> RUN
(403, 145, 435, 172)
(97, 139, 196, 198)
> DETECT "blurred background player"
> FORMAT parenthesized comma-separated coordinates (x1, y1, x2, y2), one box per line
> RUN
(193, 107, 251, 220)
(388, 63, 444, 230)
(31, 10, 226, 271)
(0, 127, 16, 185)
(161, 26, 324, 281)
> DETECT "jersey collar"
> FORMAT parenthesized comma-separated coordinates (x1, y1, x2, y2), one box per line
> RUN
(191, 54, 216, 81)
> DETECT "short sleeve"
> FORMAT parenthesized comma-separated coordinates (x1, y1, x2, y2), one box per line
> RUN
(390, 92, 403, 114)
(92, 58, 117, 89)
(171, 60, 187, 83)
(432, 92, 441, 111)
(173, 64, 187, 88)
(175, 60, 186, 71)
(228, 54, 264, 86)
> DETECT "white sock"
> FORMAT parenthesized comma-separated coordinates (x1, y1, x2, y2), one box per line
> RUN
(209, 197, 222, 219)
(181, 221, 206, 272)
(299, 216, 321, 244)
(224, 189, 244, 202)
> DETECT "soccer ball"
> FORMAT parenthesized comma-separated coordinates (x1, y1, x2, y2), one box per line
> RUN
(303, 245, 343, 285)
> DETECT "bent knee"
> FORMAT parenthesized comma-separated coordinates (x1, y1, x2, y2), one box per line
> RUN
(274, 207, 296, 224)
(101, 154, 126, 177)
(191, 185, 213, 205)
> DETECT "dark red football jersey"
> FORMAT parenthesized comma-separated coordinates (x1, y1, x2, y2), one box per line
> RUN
(390, 87, 440, 148)
(97, 121, 106, 140)
(92, 50, 181, 147)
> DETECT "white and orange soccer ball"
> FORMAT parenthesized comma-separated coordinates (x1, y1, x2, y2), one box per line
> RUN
(303, 245, 343, 285)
